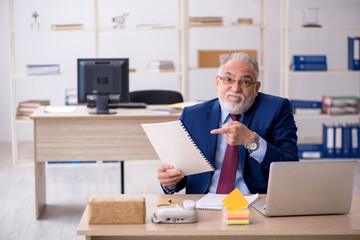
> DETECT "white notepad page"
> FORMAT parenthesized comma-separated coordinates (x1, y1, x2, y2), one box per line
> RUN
(141, 120, 215, 176)
(196, 193, 259, 210)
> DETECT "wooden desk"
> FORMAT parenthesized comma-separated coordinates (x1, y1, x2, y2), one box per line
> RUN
(77, 194, 360, 240)
(31, 105, 180, 219)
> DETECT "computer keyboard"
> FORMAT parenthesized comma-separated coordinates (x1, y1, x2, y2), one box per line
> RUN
(108, 102, 147, 108)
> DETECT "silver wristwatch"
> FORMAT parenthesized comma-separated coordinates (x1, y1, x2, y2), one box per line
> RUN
(245, 132, 259, 152)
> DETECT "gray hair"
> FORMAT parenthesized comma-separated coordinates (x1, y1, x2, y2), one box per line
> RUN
(218, 52, 259, 81)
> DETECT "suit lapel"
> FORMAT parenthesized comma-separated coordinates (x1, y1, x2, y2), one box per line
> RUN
(204, 100, 221, 166)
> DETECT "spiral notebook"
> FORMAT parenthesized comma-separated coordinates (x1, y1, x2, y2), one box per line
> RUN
(141, 120, 215, 176)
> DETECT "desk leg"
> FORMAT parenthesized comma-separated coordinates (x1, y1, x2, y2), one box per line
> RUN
(35, 161, 46, 219)
(120, 161, 125, 194)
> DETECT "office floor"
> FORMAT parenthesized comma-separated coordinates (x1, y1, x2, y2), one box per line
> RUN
(0, 143, 164, 240)
(0, 143, 359, 240)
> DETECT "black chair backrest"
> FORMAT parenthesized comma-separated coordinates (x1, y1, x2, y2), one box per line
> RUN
(130, 90, 183, 104)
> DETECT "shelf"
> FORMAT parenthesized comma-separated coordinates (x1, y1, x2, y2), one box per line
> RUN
(131, 70, 182, 75)
(294, 114, 360, 119)
(12, 29, 96, 34)
(190, 24, 265, 29)
(14, 72, 77, 78)
(190, 65, 266, 71)
(99, 26, 179, 31)
(287, 69, 360, 75)
(14, 70, 182, 79)
(285, 26, 360, 31)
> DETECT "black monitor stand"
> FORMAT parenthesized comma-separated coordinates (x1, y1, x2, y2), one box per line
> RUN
(89, 95, 116, 115)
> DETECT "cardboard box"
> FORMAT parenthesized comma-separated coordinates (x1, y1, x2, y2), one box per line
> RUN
(88, 195, 146, 224)
(198, 50, 257, 68)
(237, 18, 253, 24)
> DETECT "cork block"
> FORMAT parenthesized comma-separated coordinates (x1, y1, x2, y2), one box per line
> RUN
(198, 50, 257, 68)
(88, 195, 146, 224)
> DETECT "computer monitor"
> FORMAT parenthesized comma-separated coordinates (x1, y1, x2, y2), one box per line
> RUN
(77, 58, 129, 114)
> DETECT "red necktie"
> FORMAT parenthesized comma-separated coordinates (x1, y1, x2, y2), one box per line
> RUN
(216, 114, 239, 194)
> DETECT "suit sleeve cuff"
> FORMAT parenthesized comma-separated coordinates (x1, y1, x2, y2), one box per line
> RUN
(249, 136, 267, 164)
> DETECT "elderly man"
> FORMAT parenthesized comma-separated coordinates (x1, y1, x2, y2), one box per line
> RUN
(157, 52, 298, 194)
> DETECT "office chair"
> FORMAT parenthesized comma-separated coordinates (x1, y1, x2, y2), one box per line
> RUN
(130, 90, 183, 104)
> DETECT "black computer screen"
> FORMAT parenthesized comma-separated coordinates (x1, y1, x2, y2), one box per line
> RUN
(77, 58, 129, 105)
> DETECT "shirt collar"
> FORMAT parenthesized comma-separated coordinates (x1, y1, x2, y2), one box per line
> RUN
(220, 107, 243, 124)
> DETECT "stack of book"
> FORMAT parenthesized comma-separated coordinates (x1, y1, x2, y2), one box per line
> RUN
(51, 24, 84, 30)
(16, 100, 50, 120)
(323, 124, 359, 158)
(26, 64, 60, 75)
(291, 55, 327, 71)
(290, 99, 322, 115)
(322, 95, 360, 115)
(189, 17, 223, 26)
(297, 143, 324, 159)
(146, 60, 175, 72)
(348, 36, 360, 70)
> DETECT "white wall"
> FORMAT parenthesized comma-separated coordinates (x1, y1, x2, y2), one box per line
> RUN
(0, 0, 360, 142)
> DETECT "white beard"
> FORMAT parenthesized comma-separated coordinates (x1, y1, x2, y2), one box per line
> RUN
(218, 91, 256, 115)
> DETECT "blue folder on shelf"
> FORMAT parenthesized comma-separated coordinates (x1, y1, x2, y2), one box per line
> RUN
(348, 37, 360, 70)
(342, 125, 351, 158)
(290, 100, 322, 109)
(297, 143, 324, 159)
(335, 126, 343, 158)
(323, 124, 335, 158)
(351, 125, 360, 158)
(292, 63, 327, 71)
(293, 55, 327, 64)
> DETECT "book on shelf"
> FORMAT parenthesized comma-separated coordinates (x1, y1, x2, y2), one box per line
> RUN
(291, 63, 327, 71)
(322, 105, 359, 115)
(291, 99, 322, 115)
(18, 99, 50, 108)
(146, 60, 175, 72)
(141, 120, 215, 176)
(323, 124, 335, 158)
(291, 55, 327, 71)
(189, 16, 223, 26)
(348, 36, 360, 70)
(291, 99, 322, 109)
(51, 24, 84, 30)
(26, 64, 60, 75)
(297, 143, 324, 159)
(293, 55, 327, 64)
(16, 99, 50, 120)
(323, 123, 360, 158)
(237, 18, 253, 24)
(322, 95, 360, 114)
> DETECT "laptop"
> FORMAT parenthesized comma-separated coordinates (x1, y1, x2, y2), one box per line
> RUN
(253, 160, 357, 217)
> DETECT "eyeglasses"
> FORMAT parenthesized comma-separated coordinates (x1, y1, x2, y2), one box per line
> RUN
(217, 75, 258, 88)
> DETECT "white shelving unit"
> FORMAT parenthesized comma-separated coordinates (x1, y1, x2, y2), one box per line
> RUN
(280, 0, 360, 153)
(186, 0, 268, 98)
(9, 0, 268, 165)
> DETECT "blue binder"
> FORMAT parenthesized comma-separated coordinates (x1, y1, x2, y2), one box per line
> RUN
(335, 126, 343, 158)
(342, 125, 351, 158)
(348, 37, 360, 70)
(323, 124, 335, 158)
(351, 125, 360, 158)
(293, 55, 327, 64)
(290, 100, 322, 109)
(297, 143, 324, 159)
(293, 63, 327, 71)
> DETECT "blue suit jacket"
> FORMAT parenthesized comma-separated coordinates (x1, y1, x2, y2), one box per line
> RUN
(173, 92, 298, 194)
